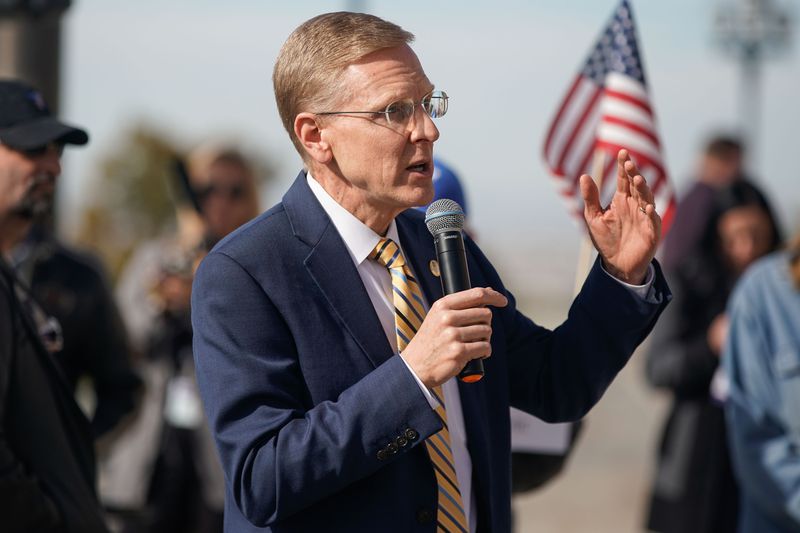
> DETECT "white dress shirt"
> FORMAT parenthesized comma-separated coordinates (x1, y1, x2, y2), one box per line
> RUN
(306, 173, 654, 532)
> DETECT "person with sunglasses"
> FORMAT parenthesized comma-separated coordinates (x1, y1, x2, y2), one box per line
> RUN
(0, 79, 109, 532)
(191, 12, 671, 533)
(104, 142, 262, 532)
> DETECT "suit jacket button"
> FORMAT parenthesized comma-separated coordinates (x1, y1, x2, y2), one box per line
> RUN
(416, 508, 434, 524)
(387, 442, 398, 454)
(396, 436, 408, 447)
(377, 449, 388, 461)
(404, 428, 419, 441)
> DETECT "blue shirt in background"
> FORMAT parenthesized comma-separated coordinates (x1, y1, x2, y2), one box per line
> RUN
(724, 251, 800, 532)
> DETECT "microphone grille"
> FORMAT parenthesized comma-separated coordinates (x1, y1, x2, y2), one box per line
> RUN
(425, 198, 465, 235)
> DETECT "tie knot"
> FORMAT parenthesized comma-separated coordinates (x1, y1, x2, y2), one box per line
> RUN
(372, 238, 406, 269)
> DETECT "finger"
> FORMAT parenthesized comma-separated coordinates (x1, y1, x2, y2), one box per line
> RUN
(646, 203, 663, 240)
(457, 324, 493, 343)
(580, 175, 602, 220)
(461, 340, 492, 361)
(442, 287, 508, 311)
(623, 155, 641, 179)
(616, 149, 630, 195)
(625, 161, 644, 206)
(442, 307, 494, 327)
(633, 174, 655, 207)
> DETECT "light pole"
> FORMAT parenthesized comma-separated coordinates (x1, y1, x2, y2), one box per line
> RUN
(0, 0, 72, 114)
(713, 0, 792, 166)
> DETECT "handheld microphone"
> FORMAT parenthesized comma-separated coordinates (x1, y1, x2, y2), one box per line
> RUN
(425, 199, 484, 383)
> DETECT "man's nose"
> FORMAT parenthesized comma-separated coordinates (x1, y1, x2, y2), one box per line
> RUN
(39, 145, 62, 177)
(409, 105, 439, 144)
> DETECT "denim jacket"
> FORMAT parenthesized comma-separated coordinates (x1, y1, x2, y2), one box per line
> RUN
(724, 252, 800, 532)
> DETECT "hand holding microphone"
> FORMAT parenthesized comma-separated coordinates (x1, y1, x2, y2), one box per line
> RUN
(400, 199, 506, 387)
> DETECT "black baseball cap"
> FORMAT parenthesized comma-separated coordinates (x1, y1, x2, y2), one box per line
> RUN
(0, 79, 88, 150)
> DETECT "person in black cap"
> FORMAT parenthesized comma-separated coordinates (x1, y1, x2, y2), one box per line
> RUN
(2, 78, 142, 444)
(0, 79, 110, 532)
(0, 78, 88, 249)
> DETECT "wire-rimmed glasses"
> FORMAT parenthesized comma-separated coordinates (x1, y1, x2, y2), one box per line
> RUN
(315, 90, 448, 128)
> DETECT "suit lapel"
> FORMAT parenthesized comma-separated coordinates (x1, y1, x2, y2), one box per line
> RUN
(284, 173, 394, 370)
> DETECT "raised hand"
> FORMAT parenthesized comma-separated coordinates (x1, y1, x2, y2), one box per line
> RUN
(579, 149, 662, 284)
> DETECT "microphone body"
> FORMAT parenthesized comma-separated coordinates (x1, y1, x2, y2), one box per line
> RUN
(425, 200, 485, 383)
(433, 230, 471, 295)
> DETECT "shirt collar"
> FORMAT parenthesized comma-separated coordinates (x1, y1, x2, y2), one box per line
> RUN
(306, 172, 401, 266)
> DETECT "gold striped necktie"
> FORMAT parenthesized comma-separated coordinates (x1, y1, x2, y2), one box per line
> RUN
(372, 238, 469, 533)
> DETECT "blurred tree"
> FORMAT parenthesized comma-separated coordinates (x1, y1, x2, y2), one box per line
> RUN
(77, 126, 179, 280)
(77, 124, 274, 281)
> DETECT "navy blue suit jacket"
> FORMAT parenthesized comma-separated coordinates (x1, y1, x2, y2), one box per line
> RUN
(192, 173, 670, 532)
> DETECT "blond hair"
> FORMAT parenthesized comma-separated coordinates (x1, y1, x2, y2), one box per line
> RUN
(272, 12, 414, 158)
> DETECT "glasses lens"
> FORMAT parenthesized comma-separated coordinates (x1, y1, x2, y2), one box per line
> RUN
(423, 91, 448, 119)
(385, 100, 415, 125)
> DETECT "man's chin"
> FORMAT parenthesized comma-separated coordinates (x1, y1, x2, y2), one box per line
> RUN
(411, 185, 435, 208)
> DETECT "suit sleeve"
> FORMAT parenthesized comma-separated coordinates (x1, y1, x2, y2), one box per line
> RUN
(191, 251, 441, 528)
(465, 238, 671, 422)
(0, 276, 62, 532)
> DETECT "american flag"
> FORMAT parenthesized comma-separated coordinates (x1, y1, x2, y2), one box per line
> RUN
(542, 0, 676, 232)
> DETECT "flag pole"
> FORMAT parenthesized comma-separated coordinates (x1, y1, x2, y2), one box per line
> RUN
(573, 148, 607, 295)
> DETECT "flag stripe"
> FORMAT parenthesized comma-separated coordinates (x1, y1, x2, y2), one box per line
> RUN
(600, 97, 657, 132)
(598, 124, 662, 163)
(604, 89, 652, 114)
(601, 115, 660, 147)
(546, 80, 602, 166)
(556, 88, 604, 170)
(543, 76, 584, 157)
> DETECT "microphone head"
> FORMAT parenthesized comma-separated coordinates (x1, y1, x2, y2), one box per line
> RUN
(425, 198, 465, 235)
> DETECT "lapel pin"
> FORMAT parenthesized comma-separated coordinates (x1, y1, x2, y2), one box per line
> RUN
(429, 260, 440, 277)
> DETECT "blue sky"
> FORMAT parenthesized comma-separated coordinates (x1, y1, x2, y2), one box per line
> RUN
(57, 0, 800, 302)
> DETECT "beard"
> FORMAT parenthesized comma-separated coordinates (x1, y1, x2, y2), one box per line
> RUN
(10, 174, 55, 220)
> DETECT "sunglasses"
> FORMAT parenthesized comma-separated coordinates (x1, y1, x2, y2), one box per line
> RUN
(197, 183, 246, 201)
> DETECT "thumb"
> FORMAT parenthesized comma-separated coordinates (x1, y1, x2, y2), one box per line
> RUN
(580, 174, 602, 220)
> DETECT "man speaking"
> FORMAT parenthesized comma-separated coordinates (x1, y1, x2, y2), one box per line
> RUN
(192, 12, 670, 532)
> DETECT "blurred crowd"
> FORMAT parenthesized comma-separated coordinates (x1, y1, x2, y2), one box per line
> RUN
(1, 76, 799, 533)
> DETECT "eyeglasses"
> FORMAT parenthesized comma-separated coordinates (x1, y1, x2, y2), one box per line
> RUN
(315, 90, 448, 128)
(197, 183, 246, 201)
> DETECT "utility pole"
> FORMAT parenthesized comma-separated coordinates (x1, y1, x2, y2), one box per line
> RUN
(0, 0, 72, 113)
(713, 0, 792, 166)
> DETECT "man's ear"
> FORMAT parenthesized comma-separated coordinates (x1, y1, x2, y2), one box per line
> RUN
(295, 112, 332, 164)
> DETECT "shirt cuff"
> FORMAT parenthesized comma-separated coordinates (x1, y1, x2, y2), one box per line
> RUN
(601, 262, 655, 300)
(399, 354, 440, 410)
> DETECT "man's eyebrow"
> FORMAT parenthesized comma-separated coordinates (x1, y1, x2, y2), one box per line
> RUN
(370, 84, 436, 110)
